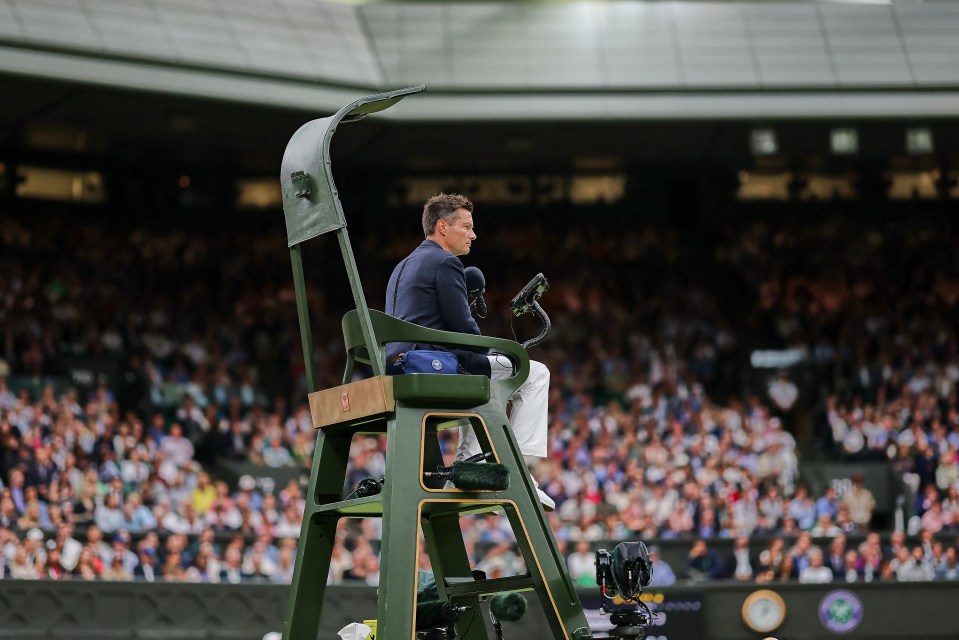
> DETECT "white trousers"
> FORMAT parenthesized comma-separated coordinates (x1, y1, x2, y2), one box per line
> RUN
(456, 355, 550, 461)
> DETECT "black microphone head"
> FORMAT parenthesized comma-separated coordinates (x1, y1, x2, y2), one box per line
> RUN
(463, 266, 486, 294)
(416, 601, 465, 630)
(449, 462, 509, 491)
(489, 592, 527, 622)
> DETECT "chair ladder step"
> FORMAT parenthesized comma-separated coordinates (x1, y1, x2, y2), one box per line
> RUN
(443, 574, 537, 598)
(313, 495, 383, 517)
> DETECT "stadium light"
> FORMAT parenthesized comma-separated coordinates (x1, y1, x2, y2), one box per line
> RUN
(906, 127, 934, 155)
(830, 128, 858, 155)
(750, 128, 778, 156)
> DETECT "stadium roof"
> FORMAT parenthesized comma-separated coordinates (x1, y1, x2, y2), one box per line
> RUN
(1, 0, 959, 119)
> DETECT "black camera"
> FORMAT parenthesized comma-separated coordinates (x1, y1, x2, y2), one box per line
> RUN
(510, 273, 549, 317)
(595, 543, 653, 639)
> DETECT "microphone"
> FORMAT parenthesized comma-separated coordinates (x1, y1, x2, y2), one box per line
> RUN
(450, 462, 509, 491)
(416, 601, 470, 630)
(464, 266, 485, 294)
(464, 266, 488, 318)
(424, 462, 510, 491)
(423, 453, 510, 491)
(489, 592, 527, 622)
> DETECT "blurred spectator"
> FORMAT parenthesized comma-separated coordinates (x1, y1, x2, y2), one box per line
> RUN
(74, 547, 100, 579)
(123, 493, 157, 532)
(10, 546, 39, 579)
(825, 535, 847, 577)
(723, 535, 754, 581)
(134, 544, 159, 582)
(647, 545, 676, 587)
(327, 537, 354, 585)
(939, 547, 958, 580)
(842, 474, 876, 530)
(103, 554, 133, 581)
(42, 547, 66, 579)
(53, 523, 82, 571)
(685, 540, 724, 581)
(768, 372, 798, 415)
(798, 548, 833, 584)
(755, 537, 785, 583)
(921, 499, 948, 534)
(895, 546, 935, 582)
(95, 494, 125, 533)
(104, 531, 139, 575)
(816, 485, 839, 521)
(788, 532, 816, 574)
(160, 424, 195, 468)
(786, 485, 817, 530)
(839, 550, 863, 583)
(272, 546, 295, 584)
(566, 540, 595, 587)
(811, 513, 843, 538)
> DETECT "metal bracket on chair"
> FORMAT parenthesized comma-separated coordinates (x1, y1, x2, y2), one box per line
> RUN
(291, 171, 311, 198)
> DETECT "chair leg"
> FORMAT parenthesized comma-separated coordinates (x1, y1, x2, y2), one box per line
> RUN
(422, 512, 488, 640)
(376, 410, 428, 640)
(487, 421, 593, 640)
(283, 513, 340, 640)
(284, 427, 354, 640)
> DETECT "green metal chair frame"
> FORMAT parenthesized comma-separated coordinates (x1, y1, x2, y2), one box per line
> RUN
(279, 86, 592, 640)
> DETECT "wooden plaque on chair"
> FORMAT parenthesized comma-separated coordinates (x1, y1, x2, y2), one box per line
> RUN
(308, 376, 396, 429)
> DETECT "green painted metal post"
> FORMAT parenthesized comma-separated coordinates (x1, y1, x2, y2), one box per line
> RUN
(282, 422, 353, 640)
(290, 244, 319, 393)
(336, 228, 384, 377)
(375, 406, 425, 635)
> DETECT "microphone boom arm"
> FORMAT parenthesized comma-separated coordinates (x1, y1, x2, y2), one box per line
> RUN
(509, 273, 551, 350)
(521, 300, 551, 350)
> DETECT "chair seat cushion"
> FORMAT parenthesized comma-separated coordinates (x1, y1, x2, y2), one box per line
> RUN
(392, 374, 490, 408)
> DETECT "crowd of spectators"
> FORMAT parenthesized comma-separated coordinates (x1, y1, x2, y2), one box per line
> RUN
(594, 530, 959, 587)
(3, 208, 959, 584)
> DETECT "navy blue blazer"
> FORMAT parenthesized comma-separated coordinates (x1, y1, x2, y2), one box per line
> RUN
(385, 239, 491, 376)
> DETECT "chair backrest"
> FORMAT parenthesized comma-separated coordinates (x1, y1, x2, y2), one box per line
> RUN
(280, 85, 426, 248)
(342, 309, 530, 398)
(279, 85, 426, 389)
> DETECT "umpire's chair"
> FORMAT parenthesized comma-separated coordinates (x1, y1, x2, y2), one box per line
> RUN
(279, 85, 593, 640)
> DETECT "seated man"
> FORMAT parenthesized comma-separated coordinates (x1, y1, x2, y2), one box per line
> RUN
(385, 193, 553, 510)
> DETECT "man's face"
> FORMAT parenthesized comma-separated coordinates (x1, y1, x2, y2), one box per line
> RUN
(438, 209, 476, 256)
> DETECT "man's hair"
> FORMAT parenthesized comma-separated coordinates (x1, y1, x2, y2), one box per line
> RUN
(422, 193, 473, 237)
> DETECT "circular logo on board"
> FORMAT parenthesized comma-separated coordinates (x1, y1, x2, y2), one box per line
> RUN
(819, 590, 863, 634)
(431, 359, 443, 371)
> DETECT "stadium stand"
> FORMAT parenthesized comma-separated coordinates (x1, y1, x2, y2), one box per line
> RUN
(2, 207, 959, 584)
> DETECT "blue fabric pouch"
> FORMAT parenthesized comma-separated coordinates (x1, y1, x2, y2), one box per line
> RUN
(397, 350, 459, 374)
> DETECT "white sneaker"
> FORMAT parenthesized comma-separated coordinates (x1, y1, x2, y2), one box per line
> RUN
(531, 478, 555, 512)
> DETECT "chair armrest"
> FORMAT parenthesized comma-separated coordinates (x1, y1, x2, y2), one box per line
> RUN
(342, 309, 530, 389)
